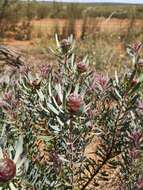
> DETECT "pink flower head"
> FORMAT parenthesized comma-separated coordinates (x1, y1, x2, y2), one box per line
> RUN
(137, 176, 143, 189)
(132, 42, 142, 53)
(11, 99, 18, 109)
(128, 130, 143, 148)
(6, 110, 17, 119)
(67, 93, 83, 113)
(87, 108, 94, 120)
(20, 65, 31, 75)
(3, 91, 13, 102)
(129, 147, 140, 160)
(0, 101, 9, 110)
(138, 101, 143, 111)
(91, 72, 109, 91)
(3, 91, 18, 109)
(39, 64, 51, 78)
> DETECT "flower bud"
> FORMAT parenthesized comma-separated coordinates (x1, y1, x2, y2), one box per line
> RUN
(0, 158, 16, 183)
(131, 79, 138, 87)
(67, 93, 83, 113)
(60, 39, 71, 54)
(77, 62, 87, 73)
(29, 79, 41, 90)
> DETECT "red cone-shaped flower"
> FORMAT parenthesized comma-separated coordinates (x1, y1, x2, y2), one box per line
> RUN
(67, 93, 83, 113)
(0, 158, 16, 183)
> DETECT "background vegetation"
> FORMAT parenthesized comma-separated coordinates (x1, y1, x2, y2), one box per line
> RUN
(1, 0, 143, 73)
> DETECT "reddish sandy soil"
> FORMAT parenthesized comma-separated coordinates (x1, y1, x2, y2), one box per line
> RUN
(32, 17, 143, 37)
(2, 17, 143, 50)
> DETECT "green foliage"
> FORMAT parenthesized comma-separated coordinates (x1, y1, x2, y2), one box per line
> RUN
(0, 37, 143, 190)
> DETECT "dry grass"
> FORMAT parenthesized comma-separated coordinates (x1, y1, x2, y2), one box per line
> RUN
(2, 17, 143, 43)
(1, 17, 143, 76)
(31, 18, 143, 38)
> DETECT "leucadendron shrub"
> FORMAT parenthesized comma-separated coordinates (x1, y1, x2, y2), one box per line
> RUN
(0, 36, 143, 190)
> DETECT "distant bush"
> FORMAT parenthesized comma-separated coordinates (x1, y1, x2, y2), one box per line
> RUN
(1, 0, 143, 42)
(0, 0, 33, 39)
(1, 1, 143, 24)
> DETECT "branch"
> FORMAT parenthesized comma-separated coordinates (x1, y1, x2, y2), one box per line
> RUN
(80, 107, 122, 190)
(0, 45, 25, 68)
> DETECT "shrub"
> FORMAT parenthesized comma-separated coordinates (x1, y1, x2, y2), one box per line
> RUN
(0, 37, 143, 190)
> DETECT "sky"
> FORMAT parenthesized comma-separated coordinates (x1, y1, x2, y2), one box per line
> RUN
(40, 0, 143, 4)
